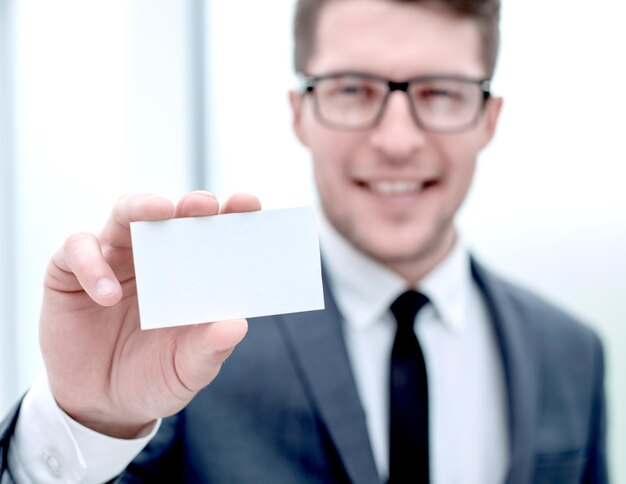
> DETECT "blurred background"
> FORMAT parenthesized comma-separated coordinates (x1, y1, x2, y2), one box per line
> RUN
(1, 0, 624, 480)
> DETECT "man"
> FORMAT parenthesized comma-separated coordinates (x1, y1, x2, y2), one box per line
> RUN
(0, 0, 607, 482)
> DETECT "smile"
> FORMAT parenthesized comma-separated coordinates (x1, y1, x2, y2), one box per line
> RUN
(360, 180, 436, 196)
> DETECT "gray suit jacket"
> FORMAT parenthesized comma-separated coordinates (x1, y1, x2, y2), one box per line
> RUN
(0, 259, 608, 483)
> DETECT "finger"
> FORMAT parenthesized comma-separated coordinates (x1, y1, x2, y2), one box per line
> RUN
(174, 191, 220, 218)
(218, 193, 262, 215)
(49, 232, 122, 306)
(174, 319, 249, 392)
(100, 193, 175, 249)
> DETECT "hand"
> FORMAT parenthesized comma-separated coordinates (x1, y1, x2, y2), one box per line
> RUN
(40, 191, 261, 438)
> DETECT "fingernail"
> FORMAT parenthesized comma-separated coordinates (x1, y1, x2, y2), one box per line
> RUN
(96, 278, 117, 296)
(191, 190, 216, 199)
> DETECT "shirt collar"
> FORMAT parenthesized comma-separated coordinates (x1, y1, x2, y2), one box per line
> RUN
(318, 211, 472, 334)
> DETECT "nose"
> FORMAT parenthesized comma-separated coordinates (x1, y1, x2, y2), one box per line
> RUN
(369, 91, 427, 163)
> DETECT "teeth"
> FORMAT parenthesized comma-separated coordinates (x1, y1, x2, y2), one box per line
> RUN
(369, 181, 422, 195)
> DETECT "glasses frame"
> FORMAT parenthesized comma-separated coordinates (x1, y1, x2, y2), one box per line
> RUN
(301, 71, 492, 133)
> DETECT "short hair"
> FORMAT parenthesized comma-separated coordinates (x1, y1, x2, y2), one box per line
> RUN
(293, 0, 501, 77)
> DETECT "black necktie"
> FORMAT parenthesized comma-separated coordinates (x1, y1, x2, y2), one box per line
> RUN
(389, 290, 430, 484)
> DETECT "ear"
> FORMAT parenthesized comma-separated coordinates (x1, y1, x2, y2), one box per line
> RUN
(479, 95, 503, 148)
(289, 90, 308, 146)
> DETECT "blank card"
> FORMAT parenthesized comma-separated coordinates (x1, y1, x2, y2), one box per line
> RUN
(130, 207, 324, 330)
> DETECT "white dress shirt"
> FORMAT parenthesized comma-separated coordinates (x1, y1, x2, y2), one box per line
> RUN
(8, 214, 509, 484)
(318, 215, 509, 483)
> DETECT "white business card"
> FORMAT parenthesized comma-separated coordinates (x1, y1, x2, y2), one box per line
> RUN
(130, 207, 324, 330)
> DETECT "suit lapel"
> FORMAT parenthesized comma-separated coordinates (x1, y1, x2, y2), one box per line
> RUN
(276, 270, 380, 484)
(471, 259, 536, 484)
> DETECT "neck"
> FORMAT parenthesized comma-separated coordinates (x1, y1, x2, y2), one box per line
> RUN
(385, 228, 457, 286)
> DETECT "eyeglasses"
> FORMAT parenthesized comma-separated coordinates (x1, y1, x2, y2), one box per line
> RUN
(301, 72, 491, 133)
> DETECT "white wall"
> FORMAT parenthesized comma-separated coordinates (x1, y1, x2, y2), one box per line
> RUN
(2, 0, 195, 411)
(1, 0, 624, 480)
(0, 0, 18, 412)
(205, 2, 313, 207)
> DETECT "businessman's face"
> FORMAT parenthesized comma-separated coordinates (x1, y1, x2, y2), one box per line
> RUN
(291, 0, 502, 282)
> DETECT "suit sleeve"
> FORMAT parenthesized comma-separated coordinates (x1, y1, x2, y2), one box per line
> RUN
(582, 333, 609, 483)
(116, 414, 184, 483)
(0, 400, 21, 483)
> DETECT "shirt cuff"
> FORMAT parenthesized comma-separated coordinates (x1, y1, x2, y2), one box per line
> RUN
(8, 372, 160, 483)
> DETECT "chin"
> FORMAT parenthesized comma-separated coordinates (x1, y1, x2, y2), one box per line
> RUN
(357, 235, 430, 264)
(353, 226, 455, 275)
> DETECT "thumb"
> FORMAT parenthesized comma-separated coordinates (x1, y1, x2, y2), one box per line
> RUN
(174, 319, 249, 393)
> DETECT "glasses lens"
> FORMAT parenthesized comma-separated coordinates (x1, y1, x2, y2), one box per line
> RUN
(409, 79, 484, 131)
(313, 75, 387, 129)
